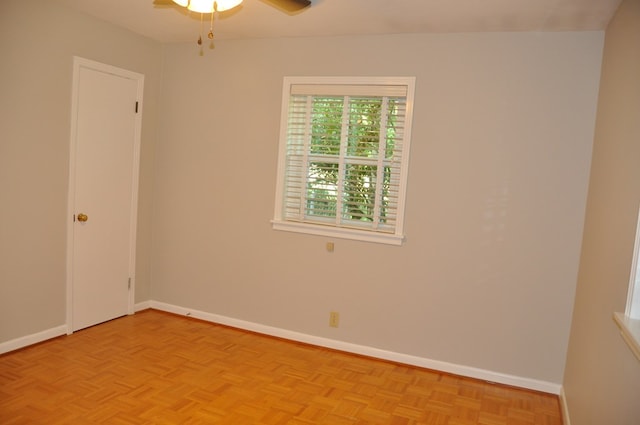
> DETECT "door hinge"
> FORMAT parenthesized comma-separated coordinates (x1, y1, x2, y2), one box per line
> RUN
(135, 101, 139, 113)
(128, 278, 131, 289)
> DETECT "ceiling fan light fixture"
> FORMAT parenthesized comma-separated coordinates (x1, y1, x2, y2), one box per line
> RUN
(187, 0, 214, 13)
(172, 0, 243, 13)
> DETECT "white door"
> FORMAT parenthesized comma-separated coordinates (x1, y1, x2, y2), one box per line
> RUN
(67, 57, 144, 332)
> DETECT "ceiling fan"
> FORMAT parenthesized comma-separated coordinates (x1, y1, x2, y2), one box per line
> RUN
(153, 0, 311, 46)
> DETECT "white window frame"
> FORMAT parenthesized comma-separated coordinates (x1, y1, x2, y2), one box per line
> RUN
(614, 206, 640, 361)
(271, 76, 416, 245)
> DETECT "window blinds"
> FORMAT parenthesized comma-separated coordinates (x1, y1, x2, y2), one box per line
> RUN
(282, 84, 409, 235)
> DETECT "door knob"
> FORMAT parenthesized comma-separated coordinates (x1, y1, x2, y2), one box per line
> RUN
(77, 213, 88, 222)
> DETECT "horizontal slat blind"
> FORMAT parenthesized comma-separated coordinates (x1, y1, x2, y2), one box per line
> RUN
(282, 83, 409, 235)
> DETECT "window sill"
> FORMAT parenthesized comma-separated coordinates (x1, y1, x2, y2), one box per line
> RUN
(271, 220, 405, 246)
(613, 312, 640, 362)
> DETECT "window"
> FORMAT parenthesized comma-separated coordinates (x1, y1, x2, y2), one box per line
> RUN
(272, 77, 416, 245)
(613, 206, 640, 361)
(628, 227, 640, 320)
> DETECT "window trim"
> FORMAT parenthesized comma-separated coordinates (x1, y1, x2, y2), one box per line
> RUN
(613, 313, 640, 361)
(272, 76, 416, 245)
(271, 219, 405, 246)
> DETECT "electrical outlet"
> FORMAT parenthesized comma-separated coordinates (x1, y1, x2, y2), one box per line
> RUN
(329, 311, 340, 328)
(326, 242, 334, 252)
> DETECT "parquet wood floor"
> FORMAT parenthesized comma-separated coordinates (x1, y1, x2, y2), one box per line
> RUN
(0, 309, 562, 424)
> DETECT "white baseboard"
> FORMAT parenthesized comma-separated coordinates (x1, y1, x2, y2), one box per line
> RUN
(559, 386, 572, 425)
(134, 301, 151, 312)
(0, 325, 67, 355)
(149, 300, 562, 395)
(1, 302, 150, 355)
(0, 302, 563, 396)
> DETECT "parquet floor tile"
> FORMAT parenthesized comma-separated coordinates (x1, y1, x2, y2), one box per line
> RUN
(0, 310, 563, 424)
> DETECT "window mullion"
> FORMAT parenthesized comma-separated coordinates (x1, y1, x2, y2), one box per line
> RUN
(336, 95, 350, 226)
(372, 97, 390, 229)
(300, 95, 313, 220)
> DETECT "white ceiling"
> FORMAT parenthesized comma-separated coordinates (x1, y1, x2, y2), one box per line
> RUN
(53, 0, 621, 43)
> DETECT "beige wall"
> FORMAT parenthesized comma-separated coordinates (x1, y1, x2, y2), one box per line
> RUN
(563, 0, 640, 423)
(153, 31, 603, 385)
(0, 0, 161, 341)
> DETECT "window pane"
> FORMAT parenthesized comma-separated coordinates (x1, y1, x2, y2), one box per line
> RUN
(347, 98, 382, 158)
(380, 165, 392, 224)
(342, 164, 377, 222)
(385, 99, 401, 159)
(306, 162, 338, 218)
(310, 97, 343, 156)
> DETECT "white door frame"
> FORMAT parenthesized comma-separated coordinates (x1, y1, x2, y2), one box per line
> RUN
(65, 56, 144, 334)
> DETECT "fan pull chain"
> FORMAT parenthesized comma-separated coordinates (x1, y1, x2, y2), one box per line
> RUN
(208, 10, 215, 39)
(197, 12, 204, 45)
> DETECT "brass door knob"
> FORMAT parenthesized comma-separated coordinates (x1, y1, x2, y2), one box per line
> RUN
(77, 213, 88, 222)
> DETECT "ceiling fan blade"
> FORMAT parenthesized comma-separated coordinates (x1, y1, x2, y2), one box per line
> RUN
(262, 0, 311, 13)
(153, 0, 175, 5)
